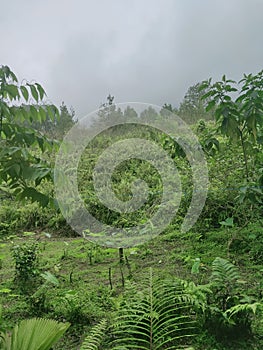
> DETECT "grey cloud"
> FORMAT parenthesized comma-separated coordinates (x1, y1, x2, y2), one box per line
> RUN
(1, 0, 263, 118)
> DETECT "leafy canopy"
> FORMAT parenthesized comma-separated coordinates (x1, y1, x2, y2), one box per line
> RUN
(0, 65, 59, 206)
(199, 71, 263, 192)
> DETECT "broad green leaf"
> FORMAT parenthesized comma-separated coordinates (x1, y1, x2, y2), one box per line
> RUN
(22, 131, 36, 147)
(38, 106, 47, 122)
(36, 136, 44, 152)
(201, 91, 212, 100)
(221, 116, 240, 140)
(10, 71, 18, 82)
(5, 84, 19, 100)
(21, 107, 31, 121)
(205, 100, 216, 112)
(35, 83, 46, 100)
(19, 187, 50, 207)
(28, 84, 39, 102)
(21, 166, 36, 181)
(29, 106, 39, 122)
(246, 114, 257, 140)
(1, 123, 14, 139)
(7, 163, 21, 177)
(21, 165, 51, 184)
(20, 86, 29, 101)
(219, 217, 234, 227)
(46, 105, 56, 122)
(41, 272, 59, 286)
(12, 107, 25, 123)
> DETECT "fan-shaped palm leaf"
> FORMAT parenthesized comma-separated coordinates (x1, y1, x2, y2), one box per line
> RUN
(1, 317, 70, 350)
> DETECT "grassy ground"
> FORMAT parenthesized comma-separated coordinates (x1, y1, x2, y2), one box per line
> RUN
(0, 221, 262, 349)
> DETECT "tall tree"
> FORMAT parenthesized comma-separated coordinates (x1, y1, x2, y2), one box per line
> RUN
(54, 102, 76, 138)
(160, 103, 178, 118)
(140, 106, 159, 122)
(178, 82, 214, 124)
(95, 95, 124, 127)
(123, 105, 138, 121)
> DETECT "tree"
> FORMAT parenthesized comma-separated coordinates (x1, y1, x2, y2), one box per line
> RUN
(123, 105, 138, 121)
(178, 82, 214, 124)
(31, 101, 76, 139)
(200, 72, 263, 181)
(160, 103, 178, 118)
(140, 106, 159, 122)
(0, 65, 59, 205)
(200, 71, 263, 205)
(50, 102, 75, 138)
(94, 95, 124, 127)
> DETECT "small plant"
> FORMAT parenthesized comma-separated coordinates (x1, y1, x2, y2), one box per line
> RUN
(61, 241, 70, 260)
(29, 272, 60, 315)
(11, 241, 40, 291)
(54, 289, 98, 324)
(87, 243, 104, 265)
(204, 257, 261, 341)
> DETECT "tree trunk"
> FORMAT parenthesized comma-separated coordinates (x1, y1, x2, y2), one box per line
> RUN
(119, 247, 124, 264)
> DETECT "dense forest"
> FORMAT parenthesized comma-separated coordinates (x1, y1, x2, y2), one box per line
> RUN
(0, 65, 262, 349)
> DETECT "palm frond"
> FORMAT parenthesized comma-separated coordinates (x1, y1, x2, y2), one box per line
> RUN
(1, 317, 70, 350)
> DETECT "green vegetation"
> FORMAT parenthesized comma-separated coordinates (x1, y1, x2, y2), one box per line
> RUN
(0, 317, 70, 350)
(0, 66, 262, 349)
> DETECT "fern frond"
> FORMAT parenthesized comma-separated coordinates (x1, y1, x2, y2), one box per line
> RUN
(80, 318, 107, 350)
(226, 302, 262, 318)
(178, 280, 211, 312)
(110, 268, 196, 350)
(211, 257, 240, 287)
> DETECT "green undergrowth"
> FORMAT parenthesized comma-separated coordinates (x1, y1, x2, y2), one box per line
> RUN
(0, 221, 262, 349)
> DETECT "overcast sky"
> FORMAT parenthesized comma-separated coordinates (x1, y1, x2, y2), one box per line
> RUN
(1, 0, 263, 118)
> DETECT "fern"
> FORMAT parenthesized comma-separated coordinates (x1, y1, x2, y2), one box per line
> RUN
(110, 268, 196, 350)
(178, 280, 211, 312)
(226, 302, 262, 318)
(211, 257, 240, 287)
(80, 319, 107, 350)
(205, 258, 261, 337)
